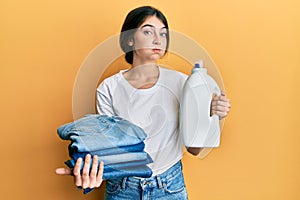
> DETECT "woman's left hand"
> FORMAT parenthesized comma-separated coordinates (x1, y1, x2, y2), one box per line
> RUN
(211, 91, 231, 120)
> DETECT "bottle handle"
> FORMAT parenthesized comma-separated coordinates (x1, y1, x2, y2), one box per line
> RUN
(207, 75, 221, 97)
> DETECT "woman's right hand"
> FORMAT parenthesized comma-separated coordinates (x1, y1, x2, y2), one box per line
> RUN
(55, 154, 104, 189)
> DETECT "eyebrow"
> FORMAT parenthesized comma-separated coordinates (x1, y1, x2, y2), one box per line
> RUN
(140, 24, 167, 30)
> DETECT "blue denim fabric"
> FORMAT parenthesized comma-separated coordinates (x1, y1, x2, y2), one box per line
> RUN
(105, 161, 188, 200)
(68, 142, 145, 157)
(70, 151, 151, 165)
(66, 152, 153, 175)
(57, 115, 147, 152)
(57, 114, 153, 195)
(65, 155, 153, 195)
(65, 159, 153, 178)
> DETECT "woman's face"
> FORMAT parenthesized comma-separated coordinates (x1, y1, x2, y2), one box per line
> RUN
(132, 16, 168, 64)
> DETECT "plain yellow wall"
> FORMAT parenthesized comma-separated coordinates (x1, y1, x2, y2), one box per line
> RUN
(1, 0, 299, 199)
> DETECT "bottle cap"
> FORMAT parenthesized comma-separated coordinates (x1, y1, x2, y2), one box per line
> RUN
(194, 60, 204, 68)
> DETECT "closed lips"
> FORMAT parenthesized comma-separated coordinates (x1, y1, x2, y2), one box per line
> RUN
(152, 48, 161, 52)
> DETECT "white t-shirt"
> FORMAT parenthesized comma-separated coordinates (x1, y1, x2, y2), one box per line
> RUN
(96, 67, 188, 176)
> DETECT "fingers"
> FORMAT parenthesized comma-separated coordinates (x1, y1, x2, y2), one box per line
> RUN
(89, 156, 104, 188)
(211, 99, 230, 111)
(211, 91, 231, 119)
(82, 154, 92, 189)
(55, 168, 73, 175)
(96, 161, 104, 187)
(73, 154, 104, 189)
(73, 157, 83, 187)
(89, 155, 99, 188)
(211, 110, 228, 119)
(89, 160, 104, 188)
(211, 102, 230, 112)
(212, 91, 230, 106)
(213, 94, 230, 104)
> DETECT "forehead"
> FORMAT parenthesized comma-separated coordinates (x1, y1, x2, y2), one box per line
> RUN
(139, 16, 166, 29)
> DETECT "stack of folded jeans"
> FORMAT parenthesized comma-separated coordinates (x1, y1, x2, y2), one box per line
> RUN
(57, 114, 153, 194)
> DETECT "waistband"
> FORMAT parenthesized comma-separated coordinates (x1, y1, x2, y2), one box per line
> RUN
(119, 161, 183, 190)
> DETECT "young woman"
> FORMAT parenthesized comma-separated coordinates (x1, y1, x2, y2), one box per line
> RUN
(56, 6, 230, 199)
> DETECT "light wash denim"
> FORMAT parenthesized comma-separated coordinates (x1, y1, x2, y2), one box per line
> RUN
(57, 114, 153, 194)
(57, 114, 147, 152)
(68, 142, 145, 157)
(105, 161, 188, 200)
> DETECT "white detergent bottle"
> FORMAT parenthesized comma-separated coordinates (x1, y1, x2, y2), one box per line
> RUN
(180, 60, 221, 147)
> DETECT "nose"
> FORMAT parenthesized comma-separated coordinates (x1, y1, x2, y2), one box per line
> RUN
(152, 31, 161, 45)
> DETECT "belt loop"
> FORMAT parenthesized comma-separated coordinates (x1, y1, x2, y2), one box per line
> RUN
(156, 175, 163, 189)
(121, 177, 127, 189)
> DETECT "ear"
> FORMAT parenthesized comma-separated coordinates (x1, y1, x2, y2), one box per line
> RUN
(127, 39, 134, 46)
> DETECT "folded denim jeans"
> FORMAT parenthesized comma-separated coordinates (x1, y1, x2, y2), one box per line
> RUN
(57, 115, 147, 152)
(74, 163, 153, 194)
(68, 142, 145, 157)
(65, 152, 153, 195)
(70, 151, 152, 165)
(57, 114, 153, 194)
(65, 157, 153, 176)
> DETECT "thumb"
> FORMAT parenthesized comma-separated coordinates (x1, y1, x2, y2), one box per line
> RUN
(221, 90, 226, 96)
(55, 168, 73, 175)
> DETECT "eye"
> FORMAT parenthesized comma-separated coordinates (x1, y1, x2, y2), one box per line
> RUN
(160, 32, 168, 37)
(143, 30, 153, 36)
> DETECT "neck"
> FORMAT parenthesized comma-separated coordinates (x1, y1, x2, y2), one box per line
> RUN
(130, 61, 158, 77)
(123, 59, 160, 89)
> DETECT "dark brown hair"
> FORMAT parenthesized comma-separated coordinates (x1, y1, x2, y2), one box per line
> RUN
(119, 6, 170, 64)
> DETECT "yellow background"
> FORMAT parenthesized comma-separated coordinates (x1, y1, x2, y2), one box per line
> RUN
(1, 0, 299, 199)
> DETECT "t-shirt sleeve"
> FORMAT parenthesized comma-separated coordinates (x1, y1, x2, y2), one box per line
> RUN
(178, 72, 188, 104)
(96, 79, 115, 116)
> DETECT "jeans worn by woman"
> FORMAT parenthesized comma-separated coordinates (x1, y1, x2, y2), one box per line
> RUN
(105, 161, 188, 200)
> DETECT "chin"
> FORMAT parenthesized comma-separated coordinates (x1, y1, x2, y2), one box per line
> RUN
(150, 55, 162, 62)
